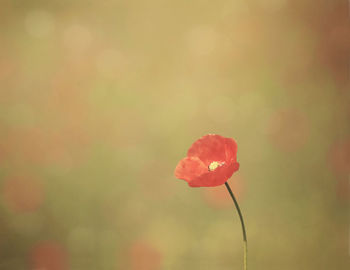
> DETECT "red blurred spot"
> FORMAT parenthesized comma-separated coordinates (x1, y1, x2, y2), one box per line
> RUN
(328, 138, 350, 175)
(0, 127, 47, 165)
(328, 138, 350, 200)
(318, 13, 350, 89)
(267, 109, 309, 152)
(30, 241, 69, 270)
(0, 55, 17, 83)
(128, 241, 162, 270)
(2, 175, 44, 212)
(335, 175, 349, 201)
(202, 175, 244, 208)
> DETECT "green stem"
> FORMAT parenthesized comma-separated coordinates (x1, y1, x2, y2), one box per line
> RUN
(224, 181, 247, 270)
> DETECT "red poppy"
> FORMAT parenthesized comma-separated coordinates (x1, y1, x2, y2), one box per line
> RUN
(175, 134, 240, 187)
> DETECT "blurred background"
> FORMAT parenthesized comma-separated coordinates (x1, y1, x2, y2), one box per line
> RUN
(0, 0, 349, 269)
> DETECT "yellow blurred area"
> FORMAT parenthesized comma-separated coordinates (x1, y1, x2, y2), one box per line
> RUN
(0, 0, 349, 269)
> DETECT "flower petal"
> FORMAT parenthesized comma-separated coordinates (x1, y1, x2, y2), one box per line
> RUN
(188, 162, 240, 187)
(224, 137, 238, 162)
(174, 157, 207, 183)
(187, 134, 228, 166)
(225, 162, 240, 179)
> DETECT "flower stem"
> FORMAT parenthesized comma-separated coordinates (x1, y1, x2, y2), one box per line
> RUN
(224, 181, 247, 270)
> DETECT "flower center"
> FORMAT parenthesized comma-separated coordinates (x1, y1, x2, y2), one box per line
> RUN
(208, 161, 225, 171)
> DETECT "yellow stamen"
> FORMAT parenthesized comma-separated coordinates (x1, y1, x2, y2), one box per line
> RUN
(208, 161, 224, 171)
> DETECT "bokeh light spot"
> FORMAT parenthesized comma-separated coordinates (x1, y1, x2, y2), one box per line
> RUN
(30, 241, 69, 270)
(128, 241, 162, 270)
(2, 175, 44, 213)
(328, 138, 350, 175)
(63, 24, 92, 53)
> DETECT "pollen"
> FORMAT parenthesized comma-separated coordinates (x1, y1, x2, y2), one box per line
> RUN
(208, 161, 224, 171)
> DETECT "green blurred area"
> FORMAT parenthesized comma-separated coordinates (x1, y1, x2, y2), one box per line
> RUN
(0, 0, 349, 269)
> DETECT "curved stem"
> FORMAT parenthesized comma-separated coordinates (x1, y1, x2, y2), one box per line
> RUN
(224, 181, 247, 270)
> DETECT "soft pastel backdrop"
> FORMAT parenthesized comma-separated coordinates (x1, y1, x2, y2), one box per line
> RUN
(0, 0, 349, 269)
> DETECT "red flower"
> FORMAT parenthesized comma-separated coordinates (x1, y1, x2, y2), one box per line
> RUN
(175, 134, 240, 187)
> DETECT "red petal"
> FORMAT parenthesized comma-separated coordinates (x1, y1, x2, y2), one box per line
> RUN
(225, 162, 240, 179)
(188, 162, 240, 187)
(174, 157, 207, 183)
(187, 134, 229, 165)
(224, 137, 238, 162)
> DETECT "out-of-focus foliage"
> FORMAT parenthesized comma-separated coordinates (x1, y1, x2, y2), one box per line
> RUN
(0, 0, 349, 269)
